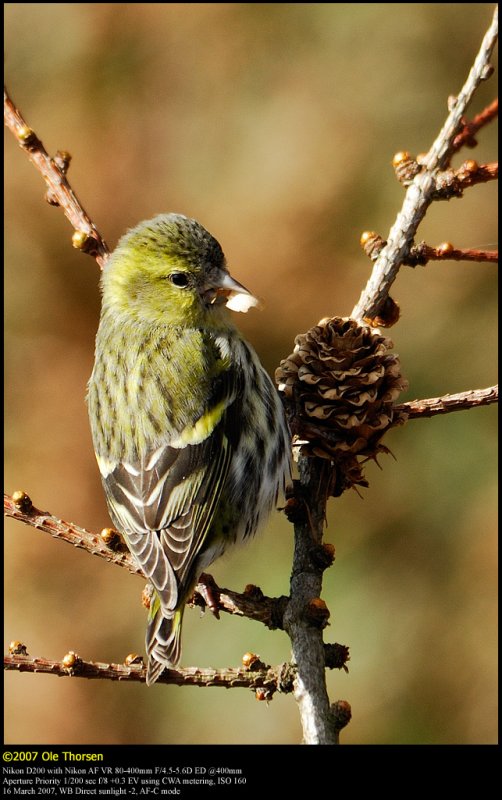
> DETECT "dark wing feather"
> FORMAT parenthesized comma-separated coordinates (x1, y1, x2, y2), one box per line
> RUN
(99, 368, 241, 616)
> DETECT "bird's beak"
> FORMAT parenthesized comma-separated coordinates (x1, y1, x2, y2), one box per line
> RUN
(202, 269, 261, 313)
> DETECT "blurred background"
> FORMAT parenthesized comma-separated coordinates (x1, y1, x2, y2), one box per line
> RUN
(4, 3, 497, 745)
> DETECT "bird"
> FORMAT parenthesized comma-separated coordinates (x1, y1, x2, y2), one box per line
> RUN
(87, 213, 291, 685)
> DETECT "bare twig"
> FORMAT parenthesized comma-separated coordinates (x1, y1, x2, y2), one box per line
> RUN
(351, 6, 498, 322)
(432, 160, 498, 198)
(4, 493, 143, 577)
(4, 642, 349, 689)
(361, 234, 498, 268)
(286, 386, 497, 460)
(451, 98, 498, 152)
(396, 385, 498, 420)
(405, 242, 498, 266)
(4, 86, 109, 268)
(3, 492, 289, 628)
(4, 653, 296, 695)
(190, 581, 289, 630)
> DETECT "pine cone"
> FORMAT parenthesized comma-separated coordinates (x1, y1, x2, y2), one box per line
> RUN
(276, 316, 408, 494)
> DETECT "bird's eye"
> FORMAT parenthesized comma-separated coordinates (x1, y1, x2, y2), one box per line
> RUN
(168, 272, 190, 288)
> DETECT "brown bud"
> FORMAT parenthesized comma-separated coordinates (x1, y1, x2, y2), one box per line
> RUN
(17, 125, 37, 147)
(283, 494, 307, 524)
(255, 687, 272, 702)
(62, 651, 81, 671)
(243, 584, 264, 600)
(360, 231, 386, 260)
(392, 151, 421, 184)
(463, 159, 479, 173)
(437, 241, 455, 256)
(100, 527, 125, 551)
(331, 699, 352, 731)
(392, 151, 411, 167)
(305, 598, 330, 628)
(72, 230, 91, 250)
(310, 542, 336, 570)
(124, 653, 144, 667)
(9, 641, 28, 656)
(242, 652, 260, 669)
(364, 296, 401, 328)
(242, 652, 269, 671)
(324, 642, 350, 671)
(12, 490, 33, 512)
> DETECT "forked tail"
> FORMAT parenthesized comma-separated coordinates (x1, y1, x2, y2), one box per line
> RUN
(145, 606, 184, 686)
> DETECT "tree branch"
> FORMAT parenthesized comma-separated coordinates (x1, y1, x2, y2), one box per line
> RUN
(283, 385, 497, 463)
(4, 492, 143, 577)
(4, 653, 296, 695)
(432, 160, 498, 198)
(351, 6, 498, 322)
(283, 459, 342, 744)
(4, 85, 109, 268)
(451, 98, 498, 153)
(405, 242, 498, 266)
(3, 492, 289, 629)
(5, 642, 350, 695)
(396, 385, 498, 420)
(361, 233, 497, 268)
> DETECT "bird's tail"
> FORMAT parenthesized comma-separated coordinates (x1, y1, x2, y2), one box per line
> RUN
(145, 605, 184, 686)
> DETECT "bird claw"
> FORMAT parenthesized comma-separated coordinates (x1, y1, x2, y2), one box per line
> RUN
(192, 573, 221, 619)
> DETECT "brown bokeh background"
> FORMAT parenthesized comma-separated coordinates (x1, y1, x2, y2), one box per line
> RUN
(5, 3, 497, 745)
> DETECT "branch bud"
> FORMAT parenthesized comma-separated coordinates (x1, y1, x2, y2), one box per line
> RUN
(331, 699, 352, 732)
(304, 598, 330, 628)
(72, 230, 91, 250)
(12, 490, 33, 512)
(124, 653, 144, 667)
(9, 641, 29, 656)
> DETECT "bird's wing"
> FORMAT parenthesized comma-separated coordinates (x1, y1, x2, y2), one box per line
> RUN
(97, 368, 241, 616)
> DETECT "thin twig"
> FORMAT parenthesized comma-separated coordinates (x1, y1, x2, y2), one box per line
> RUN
(4, 493, 142, 576)
(4, 643, 349, 688)
(3, 492, 289, 629)
(287, 386, 498, 458)
(405, 242, 498, 266)
(432, 160, 498, 198)
(351, 7, 498, 322)
(4, 653, 296, 694)
(451, 98, 498, 153)
(4, 86, 109, 268)
(362, 233, 498, 269)
(395, 385, 498, 420)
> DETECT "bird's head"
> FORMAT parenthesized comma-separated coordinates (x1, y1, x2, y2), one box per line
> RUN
(101, 213, 259, 327)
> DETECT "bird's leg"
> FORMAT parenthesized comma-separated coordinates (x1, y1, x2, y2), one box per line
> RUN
(191, 573, 221, 619)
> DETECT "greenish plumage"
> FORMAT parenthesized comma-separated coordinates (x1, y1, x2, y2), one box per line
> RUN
(87, 213, 290, 685)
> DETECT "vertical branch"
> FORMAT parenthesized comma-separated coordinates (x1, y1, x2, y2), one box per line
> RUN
(284, 458, 338, 744)
(351, 6, 498, 322)
(283, 6, 498, 745)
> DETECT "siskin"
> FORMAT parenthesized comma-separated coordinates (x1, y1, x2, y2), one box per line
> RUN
(87, 213, 291, 685)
